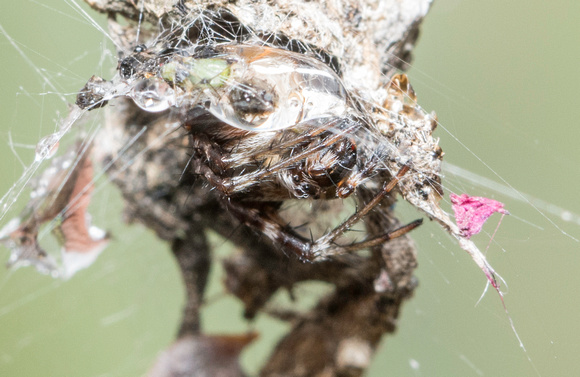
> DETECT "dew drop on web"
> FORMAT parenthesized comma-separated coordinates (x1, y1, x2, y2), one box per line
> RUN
(34, 133, 60, 162)
(129, 78, 175, 112)
(208, 46, 349, 131)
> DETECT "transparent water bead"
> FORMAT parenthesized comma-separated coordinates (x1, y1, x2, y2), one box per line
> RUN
(35, 133, 60, 162)
(75, 75, 113, 110)
(129, 78, 175, 112)
(208, 46, 349, 131)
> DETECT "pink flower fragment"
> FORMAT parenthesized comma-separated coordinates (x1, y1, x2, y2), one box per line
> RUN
(450, 193, 509, 239)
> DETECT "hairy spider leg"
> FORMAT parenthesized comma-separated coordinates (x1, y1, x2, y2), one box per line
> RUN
(311, 165, 408, 246)
(252, 121, 342, 159)
(233, 122, 358, 194)
(189, 118, 357, 196)
(222, 166, 421, 262)
(308, 165, 420, 258)
(187, 119, 420, 261)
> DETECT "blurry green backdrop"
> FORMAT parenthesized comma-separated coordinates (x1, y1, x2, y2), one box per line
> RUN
(1, 1, 579, 376)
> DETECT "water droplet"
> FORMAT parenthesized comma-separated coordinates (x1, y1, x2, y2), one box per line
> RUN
(129, 78, 175, 112)
(208, 46, 348, 131)
(35, 133, 60, 162)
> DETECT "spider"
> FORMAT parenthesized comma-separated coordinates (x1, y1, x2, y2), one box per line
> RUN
(0, 5, 505, 375)
(101, 26, 442, 264)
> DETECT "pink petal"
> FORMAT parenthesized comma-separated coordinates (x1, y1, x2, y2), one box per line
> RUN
(450, 193, 508, 239)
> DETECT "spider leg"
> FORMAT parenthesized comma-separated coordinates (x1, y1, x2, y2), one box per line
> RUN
(189, 119, 358, 197)
(308, 165, 413, 259)
(224, 200, 312, 260)
(223, 165, 420, 262)
(333, 219, 422, 254)
(190, 133, 228, 172)
(313, 165, 409, 248)
(252, 119, 343, 158)
(227, 121, 358, 190)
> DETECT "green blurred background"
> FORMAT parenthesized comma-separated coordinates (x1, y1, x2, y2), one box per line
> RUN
(1, 1, 579, 376)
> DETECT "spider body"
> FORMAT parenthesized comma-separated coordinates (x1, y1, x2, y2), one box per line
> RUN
(112, 31, 442, 262)
(72, 7, 444, 266)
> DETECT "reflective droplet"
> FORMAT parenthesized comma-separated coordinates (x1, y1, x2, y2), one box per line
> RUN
(207, 45, 348, 131)
(129, 78, 175, 112)
(35, 133, 60, 162)
(76, 75, 112, 110)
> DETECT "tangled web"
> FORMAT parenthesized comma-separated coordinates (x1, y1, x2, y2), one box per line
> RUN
(0, 1, 578, 376)
(0, 1, 497, 289)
